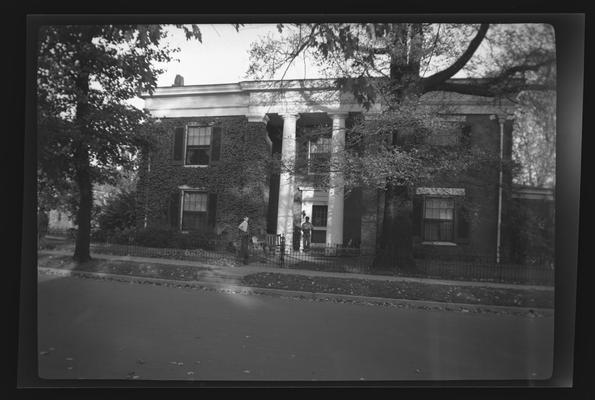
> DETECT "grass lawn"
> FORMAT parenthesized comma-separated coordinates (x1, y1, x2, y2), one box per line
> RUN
(38, 254, 554, 311)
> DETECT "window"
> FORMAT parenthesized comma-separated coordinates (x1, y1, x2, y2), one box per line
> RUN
(427, 132, 458, 146)
(181, 191, 208, 231)
(311, 205, 328, 244)
(422, 197, 455, 242)
(185, 126, 211, 166)
(308, 136, 331, 174)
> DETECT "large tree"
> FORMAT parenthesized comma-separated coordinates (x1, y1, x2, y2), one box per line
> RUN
(37, 24, 203, 262)
(247, 22, 556, 269)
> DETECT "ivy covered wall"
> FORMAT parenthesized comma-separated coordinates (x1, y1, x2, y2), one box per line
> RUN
(136, 116, 272, 240)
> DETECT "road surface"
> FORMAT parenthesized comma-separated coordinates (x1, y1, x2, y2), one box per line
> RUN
(37, 272, 554, 382)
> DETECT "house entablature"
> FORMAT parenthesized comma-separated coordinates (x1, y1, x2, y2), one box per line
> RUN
(141, 78, 516, 121)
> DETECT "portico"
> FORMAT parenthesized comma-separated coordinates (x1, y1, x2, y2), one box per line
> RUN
(142, 79, 367, 246)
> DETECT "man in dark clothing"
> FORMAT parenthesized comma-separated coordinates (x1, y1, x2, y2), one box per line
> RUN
(301, 216, 313, 251)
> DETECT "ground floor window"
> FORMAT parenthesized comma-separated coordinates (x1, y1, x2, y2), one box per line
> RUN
(423, 197, 455, 242)
(311, 205, 328, 244)
(182, 191, 208, 231)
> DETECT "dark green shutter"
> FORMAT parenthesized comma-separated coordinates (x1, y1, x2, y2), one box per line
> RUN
(172, 127, 185, 164)
(169, 191, 180, 230)
(208, 193, 217, 227)
(460, 125, 471, 148)
(412, 195, 423, 238)
(210, 127, 222, 163)
(456, 199, 470, 242)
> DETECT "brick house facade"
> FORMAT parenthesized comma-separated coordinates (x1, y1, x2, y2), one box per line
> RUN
(139, 78, 518, 259)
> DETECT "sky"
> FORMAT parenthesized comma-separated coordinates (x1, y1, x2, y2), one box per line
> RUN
(155, 24, 321, 87)
(130, 24, 320, 109)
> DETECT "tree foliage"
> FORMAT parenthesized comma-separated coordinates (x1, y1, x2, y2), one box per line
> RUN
(513, 90, 556, 188)
(37, 24, 203, 261)
(247, 22, 556, 268)
(96, 189, 138, 234)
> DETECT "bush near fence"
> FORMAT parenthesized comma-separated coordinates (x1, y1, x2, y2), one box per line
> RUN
(93, 227, 227, 251)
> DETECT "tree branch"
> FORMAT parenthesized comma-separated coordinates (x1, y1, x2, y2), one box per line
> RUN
(421, 23, 489, 90)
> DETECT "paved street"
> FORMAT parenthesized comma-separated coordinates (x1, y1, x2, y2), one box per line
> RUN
(37, 272, 554, 382)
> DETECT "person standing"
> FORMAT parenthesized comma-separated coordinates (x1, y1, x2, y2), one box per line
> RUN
(238, 216, 250, 264)
(301, 216, 313, 251)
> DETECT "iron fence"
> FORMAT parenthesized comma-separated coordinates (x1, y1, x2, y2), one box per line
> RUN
(42, 231, 555, 286)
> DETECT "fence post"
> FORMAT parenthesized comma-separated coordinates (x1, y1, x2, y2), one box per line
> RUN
(280, 235, 285, 268)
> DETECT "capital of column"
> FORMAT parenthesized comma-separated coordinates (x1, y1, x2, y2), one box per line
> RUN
(328, 112, 349, 121)
(280, 113, 300, 121)
(490, 113, 514, 124)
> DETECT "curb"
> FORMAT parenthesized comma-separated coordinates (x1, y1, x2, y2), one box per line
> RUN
(38, 266, 554, 317)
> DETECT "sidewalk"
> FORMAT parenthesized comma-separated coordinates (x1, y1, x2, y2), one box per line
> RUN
(38, 249, 554, 292)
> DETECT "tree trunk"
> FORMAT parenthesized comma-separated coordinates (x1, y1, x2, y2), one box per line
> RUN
(372, 23, 420, 271)
(73, 151, 93, 262)
(373, 184, 415, 270)
(72, 45, 93, 263)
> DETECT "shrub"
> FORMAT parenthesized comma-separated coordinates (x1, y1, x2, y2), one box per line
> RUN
(104, 227, 223, 251)
(96, 190, 138, 234)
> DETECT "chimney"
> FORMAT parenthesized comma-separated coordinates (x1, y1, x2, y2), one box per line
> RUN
(173, 74, 184, 87)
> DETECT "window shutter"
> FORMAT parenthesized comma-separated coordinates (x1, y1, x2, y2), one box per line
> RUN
(412, 195, 423, 237)
(460, 125, 472, 148)
(208, 193, 217, 227)
(456, 200, 470, 242)
(169, 191, 181, 230)
(210, 127, 222, 163)
(172, 127, 185, 164)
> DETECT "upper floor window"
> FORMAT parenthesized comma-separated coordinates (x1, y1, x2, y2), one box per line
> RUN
(172, 124, 222, 166)
(308, 136, 331, 174)
(427, 132, 458, 146)
(185, 126, 212, 166)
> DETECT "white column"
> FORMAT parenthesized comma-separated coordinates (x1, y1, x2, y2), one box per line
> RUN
(326, 113, 347, 247)
(277, 113, 299, 243)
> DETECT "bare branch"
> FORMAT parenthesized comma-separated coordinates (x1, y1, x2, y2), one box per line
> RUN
(277, 25, 319, 83)
(421, 23, 489, 90)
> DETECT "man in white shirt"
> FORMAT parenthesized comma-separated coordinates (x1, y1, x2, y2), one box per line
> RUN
(238, 216, 250, 264)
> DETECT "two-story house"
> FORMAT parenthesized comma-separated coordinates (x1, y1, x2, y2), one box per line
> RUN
(138, 77, 517, 260)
